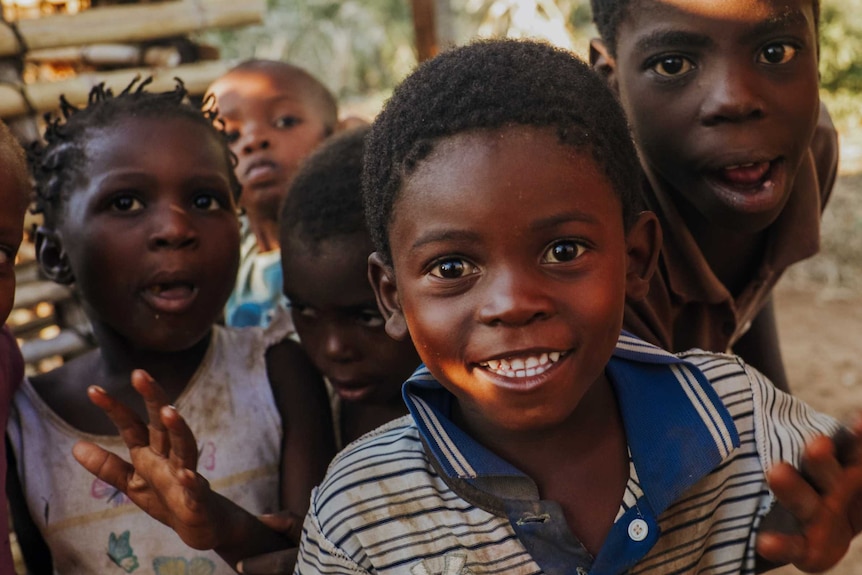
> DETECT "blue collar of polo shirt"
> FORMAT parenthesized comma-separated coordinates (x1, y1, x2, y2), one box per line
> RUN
(402, 331, 740, 518)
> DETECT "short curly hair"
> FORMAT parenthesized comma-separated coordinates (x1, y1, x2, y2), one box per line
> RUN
(280, 125, 369, 247)
(363, 38, 643, 262)
(30, 78, 241, 229)
(590, 0, 821, 56)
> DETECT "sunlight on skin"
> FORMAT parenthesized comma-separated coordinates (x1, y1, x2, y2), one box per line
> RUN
(655, 0, 806, 21)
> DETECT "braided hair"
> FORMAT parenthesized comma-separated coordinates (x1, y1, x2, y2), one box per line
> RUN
(30, 77, 241, 228)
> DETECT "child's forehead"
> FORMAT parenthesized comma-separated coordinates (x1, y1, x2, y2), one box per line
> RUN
(393, 127, 618, 225)
(623, 0, 814, 27)
(210, 70, 315, 111)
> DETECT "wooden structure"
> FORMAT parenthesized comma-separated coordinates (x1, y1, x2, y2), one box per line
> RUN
(6, 0, 264, 373)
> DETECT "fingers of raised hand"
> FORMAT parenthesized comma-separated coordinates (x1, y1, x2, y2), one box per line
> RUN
(131, 370, 173, 457)
(86, 386, 149, 451)
(161, 405, 199, 471)
(769, 462, 823, 525)
(72, 441, 135, 494)
(800, 436, 844, 498)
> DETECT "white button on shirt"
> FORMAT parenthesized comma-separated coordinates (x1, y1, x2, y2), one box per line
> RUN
(628, 518, 649, 542)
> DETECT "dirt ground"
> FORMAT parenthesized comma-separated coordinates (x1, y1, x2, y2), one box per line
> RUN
(768, 285, 862, 575)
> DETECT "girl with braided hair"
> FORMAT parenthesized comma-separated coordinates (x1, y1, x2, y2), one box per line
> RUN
(7, 79, 335, 575)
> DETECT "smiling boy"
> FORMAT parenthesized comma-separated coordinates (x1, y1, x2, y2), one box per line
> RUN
(589, 0, 839, 391)
(291, 39, 859, 574)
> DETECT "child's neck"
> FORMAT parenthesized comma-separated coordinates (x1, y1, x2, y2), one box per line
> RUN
(340, 399, 409, 445)
(454, 374, 628, 555)
(91, 323, 212, 401)
(245, 209, 281, 253)
(29, 328, 212, 435)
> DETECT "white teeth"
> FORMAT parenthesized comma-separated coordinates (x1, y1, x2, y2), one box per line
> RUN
(725, 162, 760, 170)
(480, 351, 566, 378)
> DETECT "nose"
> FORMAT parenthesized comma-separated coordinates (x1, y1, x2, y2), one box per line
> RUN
(477, 267, 553, 327)
(322, 324, 358, 364)
(238, 122, 270, 155)
(699, 66, 766, 126)
(148, 203, 198, 250)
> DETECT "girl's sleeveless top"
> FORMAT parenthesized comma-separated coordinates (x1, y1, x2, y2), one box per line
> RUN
(7, 325, 284, 575)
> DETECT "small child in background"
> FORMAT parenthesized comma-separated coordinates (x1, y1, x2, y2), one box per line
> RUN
(0, 119, 32, 575)
(72, 40, 862, 574)
(588, 0, 839, 392)
(6, 80, 335, 574)
(207, 59, 339, 328)
(280, 125, 421, 448)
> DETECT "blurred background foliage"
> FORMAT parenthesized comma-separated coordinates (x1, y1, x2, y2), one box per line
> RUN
(199, 0, 861, 132)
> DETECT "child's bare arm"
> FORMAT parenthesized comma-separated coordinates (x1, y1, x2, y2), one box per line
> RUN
(732, 297, 790, 393)
(72, 370, 292, 569)
(756, 419, 862, 572)
(6, 439, 53, 573)
(266, 338, 336, 517)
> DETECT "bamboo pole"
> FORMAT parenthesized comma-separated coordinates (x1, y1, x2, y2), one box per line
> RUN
(0, 59, 234, 118)
(411, 0, 439, 62)
(0, 0, 265, 57)
(26, 44, 183, 68)
(20, 329, 91, 365)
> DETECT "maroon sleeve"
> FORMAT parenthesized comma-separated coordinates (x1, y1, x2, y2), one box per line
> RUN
(0, 326, 23, 399)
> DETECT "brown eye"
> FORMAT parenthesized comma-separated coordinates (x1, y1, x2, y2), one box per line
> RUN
(541, 240, 586, 264)
(111, 195, 143, 212)
(651, 56, 694, 77)
(758, 43, 798, 65)
(193, 194, 223, 211)
(429, 258, 478, 279)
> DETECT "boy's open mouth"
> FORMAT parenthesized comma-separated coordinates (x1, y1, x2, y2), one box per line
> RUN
(479, 351, 566, 379)
(713, 157, 780, 191)
(141, 281, 198, 314)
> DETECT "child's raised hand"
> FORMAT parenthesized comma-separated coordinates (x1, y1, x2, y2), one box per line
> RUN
(756, 418, 862, 572)
(72, 369, 226, 551)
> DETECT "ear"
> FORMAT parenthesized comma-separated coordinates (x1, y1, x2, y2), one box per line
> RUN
(368, 251, 410, 341)
(624, 211, 661, 302)
(35, 226, 75, 285)
(589, 38, 618, 93)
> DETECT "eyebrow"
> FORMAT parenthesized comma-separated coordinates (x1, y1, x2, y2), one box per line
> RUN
(531, 211, 601, 231)
(633, 29, 714, 53)
(742, 9, 811, 43)
(411, 229, 481, 251)
(409, 211, 600, 251)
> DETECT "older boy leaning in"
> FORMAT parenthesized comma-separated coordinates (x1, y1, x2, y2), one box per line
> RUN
(589, 0, 839, 392)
